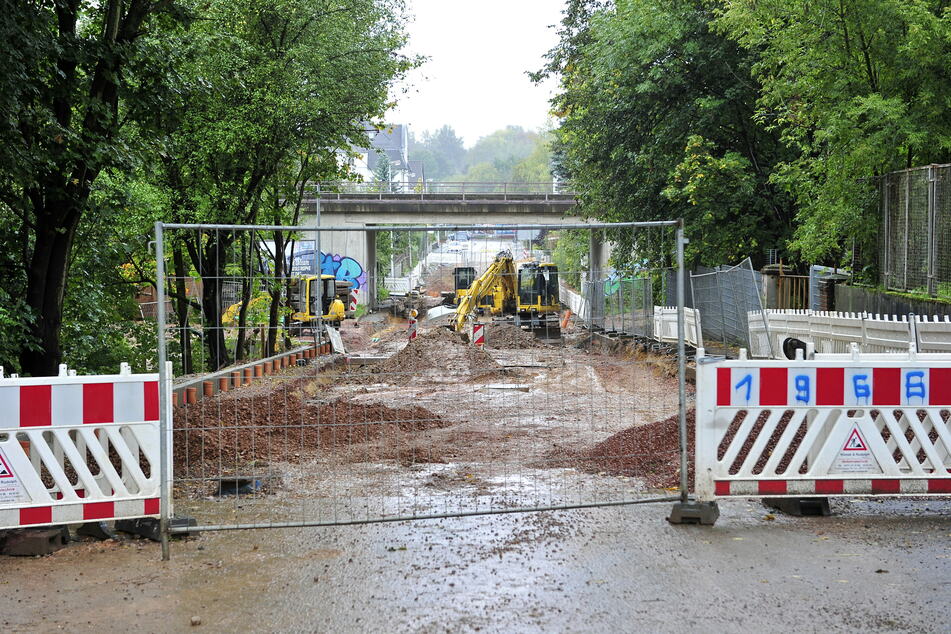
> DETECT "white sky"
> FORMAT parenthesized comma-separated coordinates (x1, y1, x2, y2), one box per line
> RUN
(389, 0, 564, 147)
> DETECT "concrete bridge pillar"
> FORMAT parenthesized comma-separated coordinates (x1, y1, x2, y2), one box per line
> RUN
(589, 230, 605, 329)
(364, 229, 377, 310)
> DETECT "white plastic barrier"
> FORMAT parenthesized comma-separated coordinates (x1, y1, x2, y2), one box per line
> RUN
(653, 306, 702, 348)
(0, 363, 164, 529)
(559, 281, 590, 321)
(749, 310, 951, 358)
(915, 315, 951, 353)
(695, 348, 951, 501)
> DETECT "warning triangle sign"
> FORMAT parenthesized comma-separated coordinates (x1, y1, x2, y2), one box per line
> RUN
(842, 427, 868, 451)
(831, 424, 882, 474)
(0, 453, 12, 478)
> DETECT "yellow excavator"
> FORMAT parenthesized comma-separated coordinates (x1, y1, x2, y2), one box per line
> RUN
(453, 251, 561, 336)
(288, 274, 349, 331)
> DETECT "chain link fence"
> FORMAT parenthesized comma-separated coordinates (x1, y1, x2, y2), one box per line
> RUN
(152, 221, 688, 550)
(689, 258, 770, 356)
(881, 163, 951, 298)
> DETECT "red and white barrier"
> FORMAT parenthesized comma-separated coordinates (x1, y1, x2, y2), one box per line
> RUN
(407, 312, 418, 341)
(472, 324, 485, 347)
(695, 348, 951, 502)
(0, 363, 164, 529)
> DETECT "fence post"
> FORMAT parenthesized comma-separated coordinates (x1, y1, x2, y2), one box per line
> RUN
(154, 221, 171, 561)
(927, 166, 937, 297)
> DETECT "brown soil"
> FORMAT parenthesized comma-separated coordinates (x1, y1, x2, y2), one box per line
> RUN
(484, 322, 547, 349)
(549, 410, 695, 490)
(356, 326, 502, 385)
(172, 385, 447, 484)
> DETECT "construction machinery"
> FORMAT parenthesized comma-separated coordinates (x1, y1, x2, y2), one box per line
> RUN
(287, 274, 351, 331)
(451, 251, 561, 336)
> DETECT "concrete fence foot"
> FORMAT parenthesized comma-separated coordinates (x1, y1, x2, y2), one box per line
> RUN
(667, 501, 719, 526)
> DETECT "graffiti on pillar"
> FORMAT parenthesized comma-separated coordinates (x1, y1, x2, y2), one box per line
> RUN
(320, 252, 367, 291)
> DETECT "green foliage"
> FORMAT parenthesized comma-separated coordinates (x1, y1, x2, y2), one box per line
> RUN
(715, 0, 951, 262)
(410, 125, 554, 185)
(541, 0, 796, 268)
(552, 230, 588, 288)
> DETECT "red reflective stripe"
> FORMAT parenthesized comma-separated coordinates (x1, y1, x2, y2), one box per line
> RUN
(20, 385, 51, 427)
(927, 479, 951, 494)
(714, 481, 731, 496)
(816, 368, 844, 406)
(871, 479, 900, 494)
(82, 383, 114, 424)
(872, 368, 900, 406)
(930, 368, 951, 406)
(758, 480, 787, 495)
(143, 381, 159, 421)
(716, 368, 731, 406)
(144, 498, 160, 515)
(83, 501, 114, 520)
(760, 368, 787, 406)
(20, 506, 52, 525)
(814, 479, 844, 494)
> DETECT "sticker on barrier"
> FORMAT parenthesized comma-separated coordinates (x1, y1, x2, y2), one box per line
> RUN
(0, 365, 165, 530)
(0, 448, 19, 503)
(695, 349, 951, 506)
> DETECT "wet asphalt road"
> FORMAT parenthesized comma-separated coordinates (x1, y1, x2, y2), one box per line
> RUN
(2, 497, 949, 633)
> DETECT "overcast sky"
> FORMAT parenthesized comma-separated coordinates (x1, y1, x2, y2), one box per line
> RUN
(388, 0, 564, 147)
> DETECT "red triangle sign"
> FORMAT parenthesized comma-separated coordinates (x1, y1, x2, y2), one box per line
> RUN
(842, 427, 868, 451)
(0, 453, 12, 478)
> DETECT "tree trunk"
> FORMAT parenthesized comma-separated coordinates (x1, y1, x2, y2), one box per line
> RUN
(21, 206, 81, 376)
(234, 236, 253, 362)
(172, 244, 193, 375)
(266, 230, 285, 355)
(186, 234, 232, 370)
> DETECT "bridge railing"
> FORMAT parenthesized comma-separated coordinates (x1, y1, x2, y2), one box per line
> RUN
(312, 181, 575, 200)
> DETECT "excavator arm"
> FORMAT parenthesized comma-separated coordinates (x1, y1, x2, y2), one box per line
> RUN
(454, 251, 516, 332)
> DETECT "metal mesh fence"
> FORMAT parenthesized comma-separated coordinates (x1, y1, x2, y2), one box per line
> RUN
(153, 222, 687, 541)
(689, 258, 769, 356)
(881, 164, 951, 298)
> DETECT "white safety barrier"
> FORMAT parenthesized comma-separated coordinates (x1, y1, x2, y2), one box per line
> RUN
(694, 348, 951, 501)
(748, 310, 951, 358)
(559, 281, 590, 321)
(653, 306, 702, 348)
(0, 363, 165, 529)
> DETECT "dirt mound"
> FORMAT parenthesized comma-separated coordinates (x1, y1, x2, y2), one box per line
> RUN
(549, 410, 695, 489)
(361, 326, 502, 384)
(484, 322, 547, 349)
(173, 388, 447, 483)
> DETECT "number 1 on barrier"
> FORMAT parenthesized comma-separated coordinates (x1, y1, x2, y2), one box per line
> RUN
(734, 373, 752, 402)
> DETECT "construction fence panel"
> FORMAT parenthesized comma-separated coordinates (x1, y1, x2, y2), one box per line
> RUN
(881, 164, 951, 299)
(690, 258, 769, 356)
(154, 221, 689, 543)
(695, 349, 951, 502)
(0, 364, 167, 530)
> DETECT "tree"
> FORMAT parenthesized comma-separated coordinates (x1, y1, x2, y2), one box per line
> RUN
(538, 0, 796, 267)
(408, 125, 466, 180)
(1, 1, 183, 376)
(151, 0, 413, 369)
(715, 0, 951, 262)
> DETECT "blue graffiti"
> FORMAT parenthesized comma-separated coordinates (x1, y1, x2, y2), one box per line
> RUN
(735, 373, 753, 402)
(906, 371, 926, 402)
(320, 253, 366, 291)
(852, 374, 871, 403)
(795, 375, 811, 404)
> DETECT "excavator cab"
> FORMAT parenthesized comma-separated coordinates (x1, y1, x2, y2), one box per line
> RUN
(289, 274, 346, 330)
(454, 267, 477, 293)
(515, 263, 561, 336)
